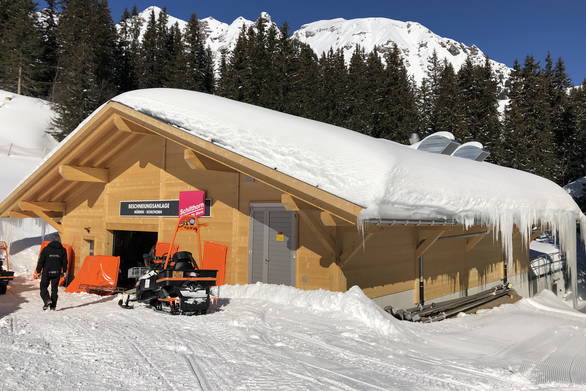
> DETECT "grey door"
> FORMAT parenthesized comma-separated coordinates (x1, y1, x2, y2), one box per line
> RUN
(249, 205, 296, 285)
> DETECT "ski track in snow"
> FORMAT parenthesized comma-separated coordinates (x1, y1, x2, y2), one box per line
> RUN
(2, 277, 586, 390)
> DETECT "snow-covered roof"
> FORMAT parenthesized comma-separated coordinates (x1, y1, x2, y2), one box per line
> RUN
(113, 89, 579, 219)
(111, 89, 586, 270)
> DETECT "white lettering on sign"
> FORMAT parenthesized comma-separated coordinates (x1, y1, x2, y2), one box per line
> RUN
(128, 202, 170, 209)
(179, 203, 204, 216)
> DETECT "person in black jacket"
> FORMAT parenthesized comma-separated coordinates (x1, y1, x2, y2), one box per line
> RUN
(36, 239, 68, 310)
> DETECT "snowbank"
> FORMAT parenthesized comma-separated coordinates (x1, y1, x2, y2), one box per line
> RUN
(0, 90, 57, 199)
(218, 283, 408, 338)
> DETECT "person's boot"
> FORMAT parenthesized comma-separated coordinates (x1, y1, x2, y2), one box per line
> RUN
(49, 305, 56, 311)
(43, 301, 52, 311)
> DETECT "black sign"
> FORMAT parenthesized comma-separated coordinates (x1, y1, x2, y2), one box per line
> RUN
(120, 199, 212, 217)
(120, 200, 179, 217)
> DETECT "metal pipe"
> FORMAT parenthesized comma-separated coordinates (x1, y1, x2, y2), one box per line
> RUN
(363, 218, 459, 226)
(438, 230, 489, 240)
(418, 255, 424, 305)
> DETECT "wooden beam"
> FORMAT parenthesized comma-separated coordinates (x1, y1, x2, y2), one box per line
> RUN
(415, 230, 446, 258)
(281, 193, 302, 211)
(299, 208, 338, 256)
(113, 114, 153, 135)
(184, 149, 207, 170)
(9, 210, 37, 218)
(338, 233, 375, 267)
(465, 234, 486, 252)
(320, 212, 337, 227)
(59, 165, 109, 183)
(32, 210, 63, 233)
(19, 201, 65, 212)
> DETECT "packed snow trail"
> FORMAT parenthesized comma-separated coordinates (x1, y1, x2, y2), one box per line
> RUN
(2, 278, 586, 390)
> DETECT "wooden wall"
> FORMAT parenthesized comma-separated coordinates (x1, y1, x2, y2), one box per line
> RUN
(59, 133, 529, 304)
(341, 225, 529, 304)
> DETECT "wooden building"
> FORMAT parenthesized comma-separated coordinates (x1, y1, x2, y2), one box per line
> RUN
(0, 91, 544, 308)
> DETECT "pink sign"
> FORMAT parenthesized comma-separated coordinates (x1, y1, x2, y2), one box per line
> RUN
(179, 190, 206, 217)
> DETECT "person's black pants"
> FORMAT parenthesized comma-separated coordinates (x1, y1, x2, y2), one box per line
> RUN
(40, 274, 60, 306)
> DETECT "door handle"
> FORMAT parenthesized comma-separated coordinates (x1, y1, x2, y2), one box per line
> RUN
(265, 258, 270, 263)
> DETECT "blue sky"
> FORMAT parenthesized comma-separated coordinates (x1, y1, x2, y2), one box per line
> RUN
(42, 0, 586, 84)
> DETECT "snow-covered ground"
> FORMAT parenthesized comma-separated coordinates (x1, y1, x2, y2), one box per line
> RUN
(2, 273, 586, 390)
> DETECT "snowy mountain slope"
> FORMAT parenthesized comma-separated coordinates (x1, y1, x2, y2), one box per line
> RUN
(134, 6, 262, 56)
(0, 90, 57, 199)
(130, 6, 511, 88)
(292, 17, 511, 87)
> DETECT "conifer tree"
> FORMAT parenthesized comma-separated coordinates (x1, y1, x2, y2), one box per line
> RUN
(116, 6, 142, 92)
(544, 55, 574, 183)
(566, 80, 586, 183)
(454, 57, 501, 159)
(286, 43, 320, 119)
(501, 56, 557, 180)
(430, 62, 460, 134)
(52, 0, 117, 139)
(184, 14, 215, 93)
(273, 22, 294, 112)
(38, 0, 59, 99)
(164, 22, 187, 88)
(362, 49, 386, 137)
(218, 27, 249, 101)
(378, 45, 419, 142)
(316, 49, 348, 127)
(345, 46, 369, 132)
(417, 51, 444, 137)
(139, 8, 171, 88)
(0, 0, 44, 96)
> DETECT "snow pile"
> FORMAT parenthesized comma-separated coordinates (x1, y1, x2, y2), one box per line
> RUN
(0, 90, 57, 199)
(0, 90, 57, 271)
(0, 218, 54, 274)
(218, 283, 407, 338)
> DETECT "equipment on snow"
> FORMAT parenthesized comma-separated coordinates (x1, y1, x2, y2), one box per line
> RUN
(386, 284, 513, 322)
(118, 211, 218, 315)
(0, 241, 14, 295)
(119, 250, 217, 315)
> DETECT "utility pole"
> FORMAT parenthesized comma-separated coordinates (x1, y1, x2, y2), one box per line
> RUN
(17, 65, 22, 95)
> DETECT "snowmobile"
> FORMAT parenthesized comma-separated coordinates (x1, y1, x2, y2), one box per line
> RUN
(0, 241, 15, 295)
(118, 212, 218, 315)
(119, 251, 217, 315)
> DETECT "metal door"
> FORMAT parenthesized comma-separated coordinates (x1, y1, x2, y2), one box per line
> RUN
(249, 205, 296, 285)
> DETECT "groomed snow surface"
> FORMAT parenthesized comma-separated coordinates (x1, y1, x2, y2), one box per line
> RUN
(3, 276, 586, 390)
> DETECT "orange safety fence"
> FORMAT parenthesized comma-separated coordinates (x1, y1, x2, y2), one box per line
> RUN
(201, 241, 228, 286)
(35, 241, 75, 286)
(65, 256, 120, 294)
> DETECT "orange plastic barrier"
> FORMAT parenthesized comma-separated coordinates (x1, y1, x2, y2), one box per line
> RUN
(37, 241, 75, 285)
(201, 241, 228, 286)
(65, 256, 120, 294)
